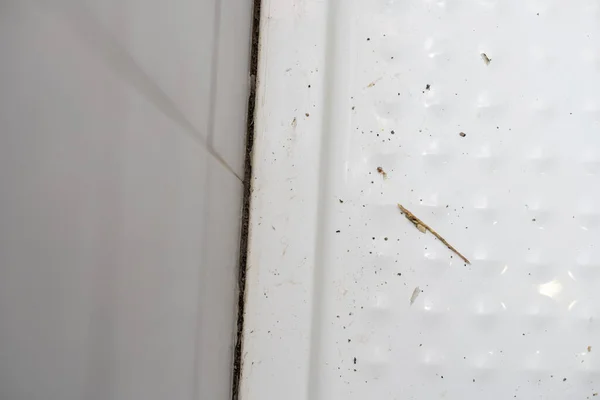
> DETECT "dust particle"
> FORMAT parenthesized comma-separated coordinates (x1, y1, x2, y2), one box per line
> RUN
(376, 166, 387, 178)
(291, 117, 297, 128)
(481, 53, 491, 65)
(305, 113, 310, 117)
(588, 346, 592, 352)
(410, 286, 421, 305)
(366, 77, 382, 88)
(459, 132, 466, 137)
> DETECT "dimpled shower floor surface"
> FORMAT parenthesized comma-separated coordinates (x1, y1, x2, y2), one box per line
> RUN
(240, 1, 600, 399)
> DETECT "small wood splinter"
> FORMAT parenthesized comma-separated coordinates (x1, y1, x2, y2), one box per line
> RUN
(398, 204, 471, 264)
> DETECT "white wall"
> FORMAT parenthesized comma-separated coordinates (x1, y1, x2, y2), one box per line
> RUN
(0, 0, 252, 399)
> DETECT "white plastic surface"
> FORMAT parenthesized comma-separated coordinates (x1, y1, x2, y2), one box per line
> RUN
(242, 1, 600, 399)
(0, 1, 251, 399)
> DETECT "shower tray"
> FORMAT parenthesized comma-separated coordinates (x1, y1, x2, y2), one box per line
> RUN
(240, 1, 600, 399)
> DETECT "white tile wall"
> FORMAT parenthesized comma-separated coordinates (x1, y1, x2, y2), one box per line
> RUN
(0, 0, 250, 399)
(197, 156, 244, 399)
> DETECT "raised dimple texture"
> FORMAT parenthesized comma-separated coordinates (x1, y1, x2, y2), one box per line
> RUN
(317, 0, 600, 399)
